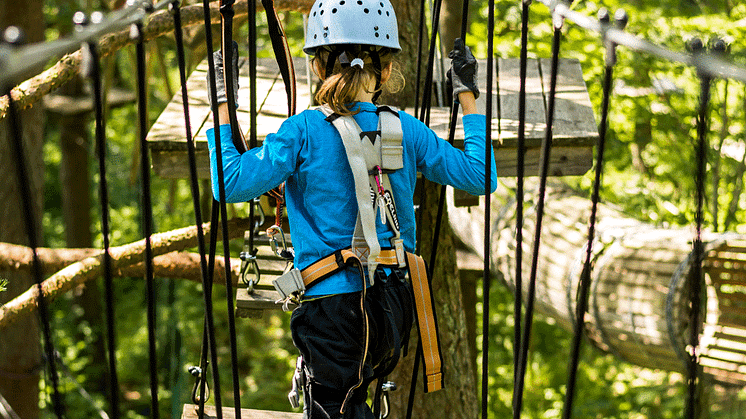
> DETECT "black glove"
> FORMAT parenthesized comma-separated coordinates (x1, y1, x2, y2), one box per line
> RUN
(447, 38, 479, 100)
(207, 41, 239, 108)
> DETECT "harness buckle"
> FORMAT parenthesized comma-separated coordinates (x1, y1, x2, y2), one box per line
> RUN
(392, 238, 406, 268)
(272, 268, 305, 306)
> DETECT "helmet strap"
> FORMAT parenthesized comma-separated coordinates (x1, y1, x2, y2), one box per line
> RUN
(369, 49, 383, 103)
(324, 49, 342, 79)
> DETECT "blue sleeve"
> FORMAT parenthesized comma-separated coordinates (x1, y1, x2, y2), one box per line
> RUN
(405, 112, 498, 195)
(206, 117, 302, 203)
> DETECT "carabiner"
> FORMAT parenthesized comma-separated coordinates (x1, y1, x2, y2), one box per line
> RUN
(267, 225, 293, 261)
(252, 197, 265, 235)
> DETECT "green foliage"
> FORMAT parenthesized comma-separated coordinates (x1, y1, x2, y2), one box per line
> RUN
(0, 278, 7, 293)
(30, 0, 746, 418)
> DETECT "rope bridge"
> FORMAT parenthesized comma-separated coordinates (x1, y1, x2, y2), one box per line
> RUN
(0, 0, 744, 418)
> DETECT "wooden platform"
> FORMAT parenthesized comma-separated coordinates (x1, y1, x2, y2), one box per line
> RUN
(147, 56, 597, 179)
(182, 404, 302, 419)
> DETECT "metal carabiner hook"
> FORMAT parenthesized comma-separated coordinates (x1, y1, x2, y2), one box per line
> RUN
(267, 225, 293, 260)
(252, 197, 265, 235)
(240, 253, 260, 292)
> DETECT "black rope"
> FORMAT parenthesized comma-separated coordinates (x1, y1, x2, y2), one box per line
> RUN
(413, 0, 427, 120)
(513, 13, 564, 419)
(560, 9, 625, 419)
(482, 0, 495, 416)
(416, 0, 444, 125)
(86, 28, 120, 419)
(4, 71, 65, 419)
(133, 19, 160, 419)
(200, 0, 228, 416)
(218, 1, 244, 416)
(171, 2, 221, 418)
(513, 0, 530, 389)
(686, 38, 710, 419)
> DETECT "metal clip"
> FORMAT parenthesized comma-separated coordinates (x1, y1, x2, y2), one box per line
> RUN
(239, 230, 260, 292)
(267, 225, 294, 261)
(188, 365, 210, 404)
(288, 356, 306, 409)
(252, 197, 265, 235)
(380, 381, 396, 419)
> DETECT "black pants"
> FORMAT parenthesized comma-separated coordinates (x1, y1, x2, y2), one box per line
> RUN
(291, 269, 414, 419)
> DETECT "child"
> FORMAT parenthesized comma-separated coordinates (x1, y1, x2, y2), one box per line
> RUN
(207, 0, 496, 417)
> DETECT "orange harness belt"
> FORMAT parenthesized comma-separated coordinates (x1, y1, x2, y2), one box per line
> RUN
(300, 248, 444, 393)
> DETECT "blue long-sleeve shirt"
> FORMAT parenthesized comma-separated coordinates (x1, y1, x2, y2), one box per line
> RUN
(207, 102, 497, 297)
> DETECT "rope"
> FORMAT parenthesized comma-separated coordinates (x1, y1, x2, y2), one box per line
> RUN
(200, 0, 227, 415)
(482, 0, 495, 417)
(218, 1, 244, 416)
(686, 38, 710, 419)
(513, 0, 530, 390)
(3, 38, 65, 419)
(512, 13, 564, 419)
(170, 2, 223, 418)
(86, 28, 120, 419)
(560, 9, 624, 419)
(133, 19, 160, 419)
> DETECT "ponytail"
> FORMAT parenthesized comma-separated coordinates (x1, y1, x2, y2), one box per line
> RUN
(312, 48, 402, 116)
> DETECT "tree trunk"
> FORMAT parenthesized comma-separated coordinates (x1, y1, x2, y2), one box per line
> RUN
(0, 4, 45, 418)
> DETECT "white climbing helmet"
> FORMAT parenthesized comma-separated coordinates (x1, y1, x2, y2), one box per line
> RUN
(303, 0, 401, 55)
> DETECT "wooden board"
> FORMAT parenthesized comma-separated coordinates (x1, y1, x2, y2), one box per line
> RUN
(147, 57, 597, 179)
(182, 404, 302, 419)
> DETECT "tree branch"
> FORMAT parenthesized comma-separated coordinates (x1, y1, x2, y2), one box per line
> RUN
(0, 0, 314, 120)
(0, 218, 251, 331)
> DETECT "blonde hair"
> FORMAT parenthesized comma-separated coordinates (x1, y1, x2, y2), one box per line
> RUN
(312, 48, 403, 116)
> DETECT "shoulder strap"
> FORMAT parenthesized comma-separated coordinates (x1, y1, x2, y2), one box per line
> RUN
(376, 105, 403, 171)
(319, 105, 381, 281)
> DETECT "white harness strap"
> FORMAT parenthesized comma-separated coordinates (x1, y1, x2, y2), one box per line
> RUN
(319, 105, 405, 281)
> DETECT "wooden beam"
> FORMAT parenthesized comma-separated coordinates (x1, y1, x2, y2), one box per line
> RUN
(181, 404, 302, 419)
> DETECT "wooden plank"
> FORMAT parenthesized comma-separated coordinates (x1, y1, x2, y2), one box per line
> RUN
(539, 58, 599, 143)
(497, 57, 546, 146)
(182, 404, 302, 419)
(148, 57, 598, 179)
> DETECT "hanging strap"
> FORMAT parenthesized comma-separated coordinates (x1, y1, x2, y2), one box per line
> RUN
(406, 253, 444, 392)
(261, 0, 296, 117)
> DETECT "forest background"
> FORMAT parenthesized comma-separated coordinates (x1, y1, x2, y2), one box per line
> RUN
(1, 0, 746, 418)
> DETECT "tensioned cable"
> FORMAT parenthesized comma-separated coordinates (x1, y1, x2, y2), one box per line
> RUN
(686, 38, 709, 419)
(218, 1, 244, 416)
(3, 53, 65, 419)
(133, 18, 160, 419)
(513, 0, 531, 389)
(413, 0, 427, 120)
(417, 0, 444, 126)
(83, 12, 120, 417)
(482, 0, 495, 417)
(560, 9, 625, 419)
(169, 2, 222, 419)
(513, 11, 564, 419)
(199, 0, 228, 416)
